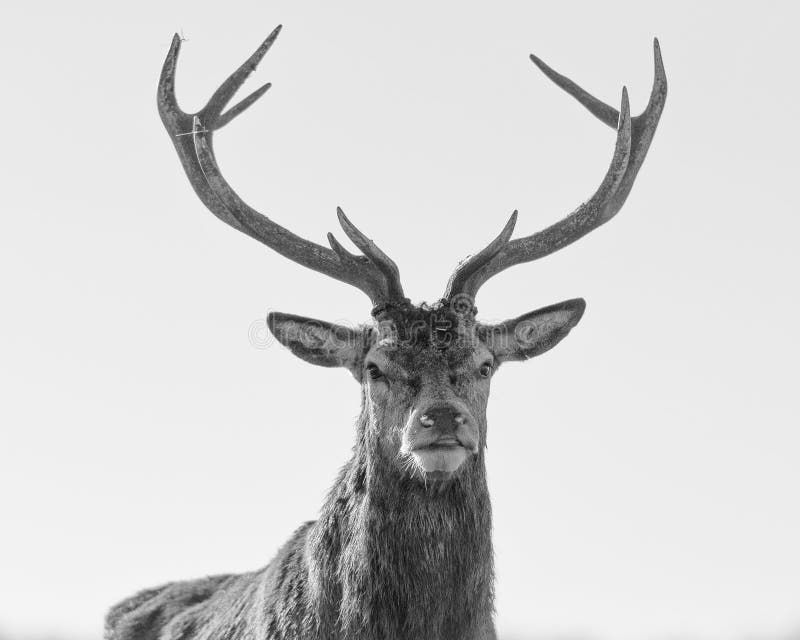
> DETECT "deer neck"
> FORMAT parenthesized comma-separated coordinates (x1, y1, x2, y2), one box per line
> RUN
(306, 426, 494, 639)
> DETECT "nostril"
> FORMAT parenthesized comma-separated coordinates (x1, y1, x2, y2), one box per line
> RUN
(418, 407, 468, 430)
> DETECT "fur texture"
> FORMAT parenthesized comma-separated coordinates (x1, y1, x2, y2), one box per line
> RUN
(105, 420, 495, 640)
(106, 300, 583, 640)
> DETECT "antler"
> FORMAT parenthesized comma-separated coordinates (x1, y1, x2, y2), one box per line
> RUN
(444, 39, 667, 303)
(157, 27, 405, 305)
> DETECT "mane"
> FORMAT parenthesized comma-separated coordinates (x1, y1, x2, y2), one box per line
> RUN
(305, 409, 494, 639)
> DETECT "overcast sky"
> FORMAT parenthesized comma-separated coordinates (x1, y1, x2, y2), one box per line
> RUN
(2, 1, 799, 639)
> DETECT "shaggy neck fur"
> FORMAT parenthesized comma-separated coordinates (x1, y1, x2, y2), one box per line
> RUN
(306, 410, 494, 640)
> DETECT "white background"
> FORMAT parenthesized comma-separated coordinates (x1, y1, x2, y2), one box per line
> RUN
(2, 2, 799, 639)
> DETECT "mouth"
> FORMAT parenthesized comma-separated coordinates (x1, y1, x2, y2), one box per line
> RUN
(410, 436, 471, 474)
(421, 435, 462, 450)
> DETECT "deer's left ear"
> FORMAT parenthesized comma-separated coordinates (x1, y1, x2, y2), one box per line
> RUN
(267, 312, 364, 373)
(478, 298, 586, 363)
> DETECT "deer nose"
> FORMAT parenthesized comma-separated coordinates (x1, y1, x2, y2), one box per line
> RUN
(419, 405, 468, 432)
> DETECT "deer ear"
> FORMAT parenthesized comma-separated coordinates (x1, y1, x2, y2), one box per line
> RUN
(479, 298, 586, 363)
(267, 312, 363, 372)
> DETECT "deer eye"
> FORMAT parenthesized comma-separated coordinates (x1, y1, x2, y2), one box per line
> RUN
(366, 363, 384, 381)
(479, 362, 493, 378)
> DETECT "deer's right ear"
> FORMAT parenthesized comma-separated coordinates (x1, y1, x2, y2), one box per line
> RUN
(267, 312, 364, 374)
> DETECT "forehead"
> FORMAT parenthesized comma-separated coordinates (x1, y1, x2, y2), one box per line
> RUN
(364, 303, 491, 373)
(369, 341, 490, 372)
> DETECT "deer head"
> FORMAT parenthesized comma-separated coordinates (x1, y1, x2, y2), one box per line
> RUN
(157, 25, 666, 483)
(267, 297, 587, 479)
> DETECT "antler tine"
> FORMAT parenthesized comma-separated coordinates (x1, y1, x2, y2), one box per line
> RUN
(157, 34, 182, 118)
(215, 82, 273, 131)
(203, 25, 283, 122)
(335, 208, 405, 301)
(531, 38, 666, 213)
(443, 211, 517, 301)
(158, 30, 405, 306)
(446, 40, 666, 302)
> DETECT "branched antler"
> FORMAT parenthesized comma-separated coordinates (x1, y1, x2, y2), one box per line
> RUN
(158, 29, 665, 311)
(444, 39, 667, 303)
(157, 26, 405, 305)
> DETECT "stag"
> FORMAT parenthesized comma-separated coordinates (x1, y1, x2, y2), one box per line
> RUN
(106, 26, 666, 640)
